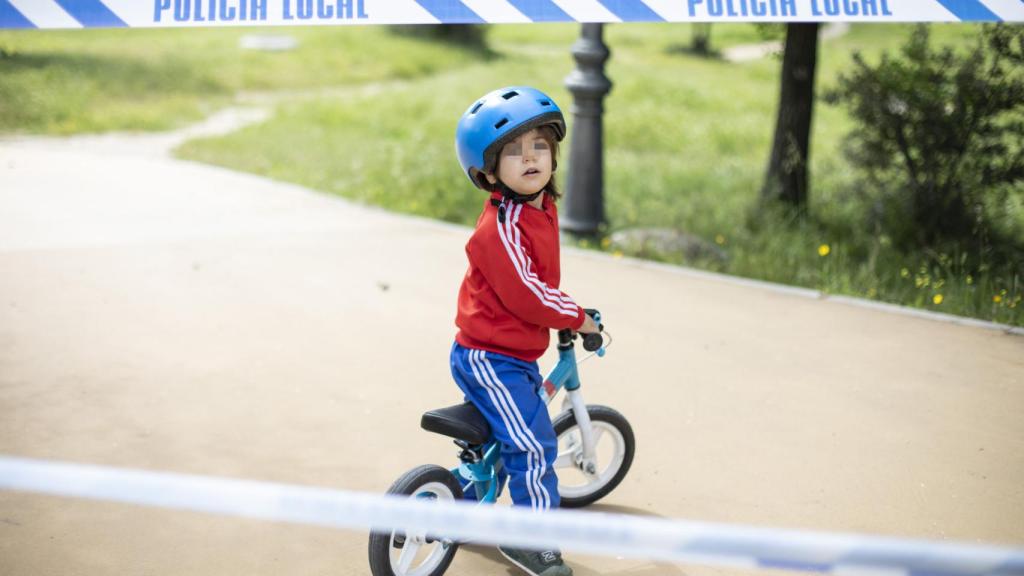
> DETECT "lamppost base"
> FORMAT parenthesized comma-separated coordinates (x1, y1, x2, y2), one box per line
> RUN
(559, 217, 603, 243)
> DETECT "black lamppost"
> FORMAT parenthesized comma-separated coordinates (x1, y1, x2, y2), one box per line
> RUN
(561, 23, 612, 239)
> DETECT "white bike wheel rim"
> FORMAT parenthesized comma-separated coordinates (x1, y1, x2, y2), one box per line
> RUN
(389, 481, 455, 576)
(554, 420, 626, 499)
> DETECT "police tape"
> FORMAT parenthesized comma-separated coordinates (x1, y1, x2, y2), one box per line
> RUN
(1, 0, 1022, 29)
(1, 455, 1022, 575)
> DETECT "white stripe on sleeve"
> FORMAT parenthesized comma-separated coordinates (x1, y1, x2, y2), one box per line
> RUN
(496, 203, 578, 317)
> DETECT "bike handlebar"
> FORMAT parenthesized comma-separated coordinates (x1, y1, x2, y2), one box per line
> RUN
(581, 332, 604, 352)
(557, 308, 604, 351)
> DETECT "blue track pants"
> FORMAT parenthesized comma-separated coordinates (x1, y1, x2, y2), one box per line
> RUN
(450, 343, 560, 510)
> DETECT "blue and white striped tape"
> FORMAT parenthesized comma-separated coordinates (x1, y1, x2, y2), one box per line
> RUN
(2, 455, 1022, 575)
(1, 0, 1022, 29)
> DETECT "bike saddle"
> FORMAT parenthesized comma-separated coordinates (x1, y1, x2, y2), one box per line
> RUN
(420, 402, 491, 445)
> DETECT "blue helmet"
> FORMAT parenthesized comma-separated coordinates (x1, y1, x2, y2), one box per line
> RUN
(455, 86, 566, 190)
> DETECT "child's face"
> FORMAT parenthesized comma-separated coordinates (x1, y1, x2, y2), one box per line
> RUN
(486, 129, 553, 197)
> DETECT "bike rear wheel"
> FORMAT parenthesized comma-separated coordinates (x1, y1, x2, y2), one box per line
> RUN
(552, 405, 635, 508)
(368, 464, 463, 576)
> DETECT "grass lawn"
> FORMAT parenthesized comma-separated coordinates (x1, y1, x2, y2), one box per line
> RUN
(0, 26, 491, 133)
(2, 23, 1020, 325)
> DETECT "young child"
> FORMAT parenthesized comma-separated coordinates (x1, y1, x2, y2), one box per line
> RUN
(451, 86, 600, 576)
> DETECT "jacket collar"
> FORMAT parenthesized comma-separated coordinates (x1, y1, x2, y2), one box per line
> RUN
(488, 190, 551, 210)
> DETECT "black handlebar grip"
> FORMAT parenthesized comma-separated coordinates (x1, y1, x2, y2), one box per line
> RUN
(582, 332, 604, 352)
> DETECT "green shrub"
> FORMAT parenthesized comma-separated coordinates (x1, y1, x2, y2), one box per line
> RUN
(825, 25, 1024, 253)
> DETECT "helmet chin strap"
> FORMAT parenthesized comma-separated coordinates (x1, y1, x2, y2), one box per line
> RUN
(490, 180, 543, 223)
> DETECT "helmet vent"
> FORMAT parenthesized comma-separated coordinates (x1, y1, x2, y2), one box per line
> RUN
(470, 101, 483, 114)
(501, 90, 519, 100)
(494, 117, 509, 130)
(540, 100, 551, 106)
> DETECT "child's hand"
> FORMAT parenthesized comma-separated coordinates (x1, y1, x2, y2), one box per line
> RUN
(578, 313, 601, 334)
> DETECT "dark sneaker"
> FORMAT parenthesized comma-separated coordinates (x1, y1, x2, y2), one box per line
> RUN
(498, 546, 573, 576)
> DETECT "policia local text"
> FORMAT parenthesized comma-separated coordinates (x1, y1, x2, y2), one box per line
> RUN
(154, 0, 368, 23)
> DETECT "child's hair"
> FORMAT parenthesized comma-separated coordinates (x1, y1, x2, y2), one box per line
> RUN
(486, 124, 562, 201)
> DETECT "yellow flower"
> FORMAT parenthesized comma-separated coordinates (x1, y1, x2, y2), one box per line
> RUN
(932, 294, 943, 305)
(601, 237, 612, 249)
(715, 234, 726, 245)
(818, 244, 831, 257)
(612, 250, 624, 259)
(993, 295, 1003, 303)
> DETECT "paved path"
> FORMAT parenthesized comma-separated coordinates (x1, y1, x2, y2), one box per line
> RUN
(0, 123, 1021, 576)
(723, 23, 850, 62)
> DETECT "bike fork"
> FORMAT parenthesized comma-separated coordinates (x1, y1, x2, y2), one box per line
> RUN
(563, 389, 599, 476)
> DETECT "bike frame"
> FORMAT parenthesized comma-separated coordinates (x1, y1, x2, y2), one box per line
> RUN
(453, 317, 603, 505)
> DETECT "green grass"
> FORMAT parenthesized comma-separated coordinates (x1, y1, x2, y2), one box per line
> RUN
(2, 23, 1020, 325)
(488, 21, 770, 51)
(0, 26, 491, 133)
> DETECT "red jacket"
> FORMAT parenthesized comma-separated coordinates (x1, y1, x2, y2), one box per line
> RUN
(456, 192, 585, 362)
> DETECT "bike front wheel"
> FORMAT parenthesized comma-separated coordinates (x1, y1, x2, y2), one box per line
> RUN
(368, 464, 463, 576)
(552, 405, 635, 508)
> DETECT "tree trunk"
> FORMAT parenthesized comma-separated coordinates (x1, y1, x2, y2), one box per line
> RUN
(761, 23, 820, 209)
(691, 23, 712, 56)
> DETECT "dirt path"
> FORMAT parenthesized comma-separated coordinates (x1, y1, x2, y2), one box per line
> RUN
(0, 121, 1021, 576)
